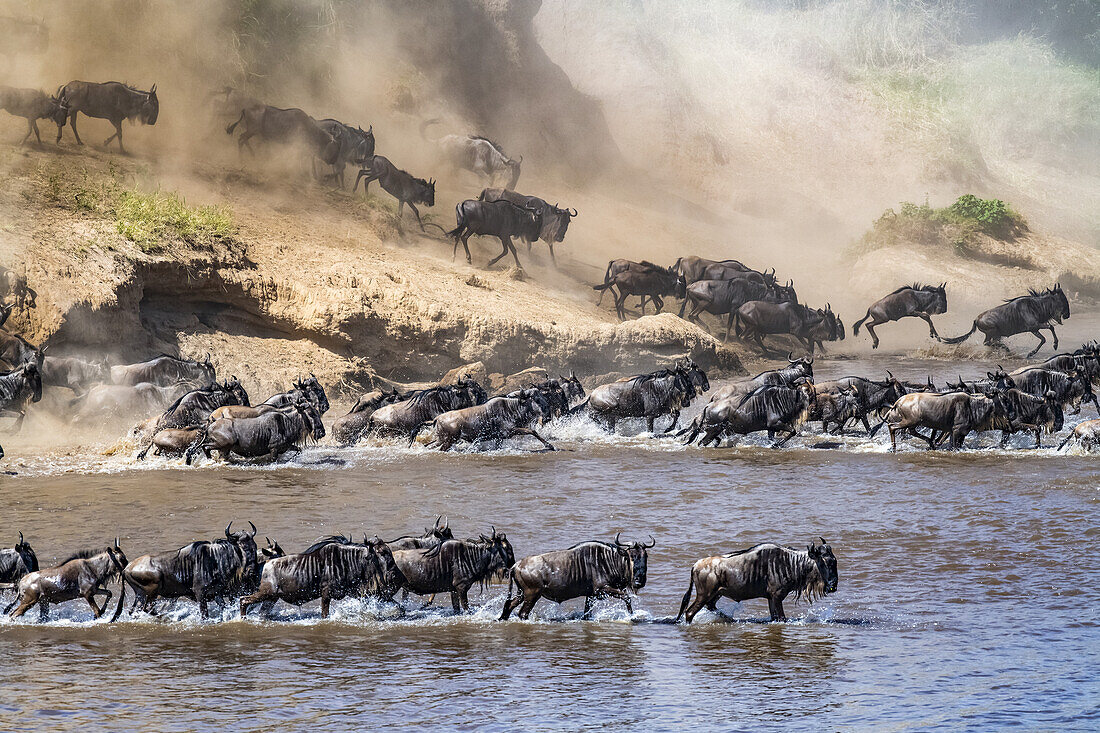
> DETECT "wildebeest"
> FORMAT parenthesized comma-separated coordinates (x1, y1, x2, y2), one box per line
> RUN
(385, 517, 454, 551)
(421, 119, 522, 189)
(368, 379, 488, 443)
(73, 380, 199, 425)
(428, 390, 555, 452)
(676, 539, 838, 623)
(0, 267, 36, 311)
(813, 372, 909, 431)
(353, 155, 436, 231)
(680, 382, 815, 448)
(809, 385, 862, 434)
(0, 362, 42, 432)
(1058, 419, 1100, 451)
(239, 535, 406, 619)
(852, 284, 948, 349)
(585, 359, 709, 433)
(137, 427, 203, 460)
(592, 262, 686, 321)
(673, 256, 764, 287)
(57, 81, 158, 153)
(331, 389, 407, 445)
(942, 285, 1071, 357)
(225, 104, 340, 165)
(708, 355, 814, 404)
(134, 379, 250, 458)
(500, 535, 653, 620)
(478, 188, 576, 265)
(804, 304, 845, 354)
(0, 327, 43, 371)
(998, 388, 1063, 447)
(0, 86, 68, 145)
(187, 398, 325, 463)
(5, 539, 127, 621)
(682, 278, 794, 342)
(41, 355, 108, 396)
(0, 533, 38, 588)
(261, 374, 330, 415)
(878, 391, 1010, 451)
(1007, 367, 1097, 414)
(111, 353, 215, 387)
(447, 199, 543, 270)
(734, 301, 831, 356)
(118, 522, 258, 618)
(1024, 349, 1100, 387)
(392, 530, 515, 613)
(316, 119, 374, 188)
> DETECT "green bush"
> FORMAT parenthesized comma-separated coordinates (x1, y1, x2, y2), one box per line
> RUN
(856, 194, 1027, 256)
(114, 191, 234, 253)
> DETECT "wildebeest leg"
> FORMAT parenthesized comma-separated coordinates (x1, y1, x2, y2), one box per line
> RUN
(770, 430, 798, 449)
(68, 111, 84, 145)
(20, 119, 35, 145)
(612, 288, 629, 322)
(9, 590, 39, 619)
(767, 595, 786, 621)
(320, 588, 331, 619)
(486, 237, 513, 268)
(88, 588, 112, 618)
(509, 427, 555, 451)
(652, 295, 664, 314)
(353, 169, 376, 194)
(1046, 325, 1059, 352)
(547, 243, 557, 267)
(450, 590, 462, 613)
(407, 202, 426, 232)
(459, 235, 473, 265)
(104, 117, 124, 152)
(583, 595, 594, 619)
(1026, 330, 1046, 359)
(603, 588, 633, 614)
(661, 411, 680, 434)
(646, 416, 655, 433)
(918, 313, 940, 341)
(864, 320, 881, 349)
(681, 587, 713, 624)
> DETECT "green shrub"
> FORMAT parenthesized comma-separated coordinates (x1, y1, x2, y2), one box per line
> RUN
(114, 190, 234, 253)
(856, 194, 1027, 257)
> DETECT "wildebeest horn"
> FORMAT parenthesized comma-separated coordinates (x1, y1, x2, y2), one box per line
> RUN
(644, 535, 655, 548)
(150, 83, 157, 94)
(568, 207, 578, 217)
(806, 354, 814, 364)
(114, 536, 121, 549)
(787, 352, 796, 362)
(615, 532, 623, 546)
(819, 537, 827, 545)
(434, 515, 443, 529)
(265, 536, 272, 546)
(248, 521, 257, 537)
(225, 522, 233, 538)
(18, 531, 23, 544)
(886, 370, 895, 381)
(367, 124, 372, 134)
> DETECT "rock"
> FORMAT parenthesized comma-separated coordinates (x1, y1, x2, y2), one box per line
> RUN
(495, 366, 548, 394)
(441, 361, 488, 386)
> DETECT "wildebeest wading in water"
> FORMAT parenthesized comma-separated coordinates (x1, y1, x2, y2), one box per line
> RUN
(942, 285, 1070, 357)
(57, 81, 158, 153)
(5, 539, 128, 621)
(852, 284, 948, 349)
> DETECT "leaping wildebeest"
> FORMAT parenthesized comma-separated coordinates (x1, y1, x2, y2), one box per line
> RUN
(392, 530, 515, 613)
(353, 155, 436, 231)
(679, 382, 816, 448)
(942, 285, 1070, 357)
(225, 104, 340, 167)
(592, 262, 686, 321)
(447, 198, 543, 270)
(500, 535, 653, 620)
(478, 188, 576, 265)
(421, 119, 522, 190)
(852, 283, 948, 349)
(5, 539, 127, 621)
(57, 81, 158, 153)
(0, 86, 68, 145)
(676, 539, 838, 623)
(187, 398, 325, 463)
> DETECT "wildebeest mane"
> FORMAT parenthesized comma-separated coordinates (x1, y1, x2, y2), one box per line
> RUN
(59, 548, 101, 565)
(302, 534, 356, 554)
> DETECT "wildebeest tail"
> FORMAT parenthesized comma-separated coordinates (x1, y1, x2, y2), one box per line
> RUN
(852, 310, 870, 336)
(225, 110, 245, 135)
(941, 321, 978, 345)
(445, 204, 467, 240)
(1057, 433, 1075, 451)
(675, 572, 696, 621)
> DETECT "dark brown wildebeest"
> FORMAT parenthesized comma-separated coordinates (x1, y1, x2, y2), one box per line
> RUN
(1007, 367, 1097, 414)
(478, 188, 576, 265)
(225, 104, 340, 166)
(1023, 349, 1100, 387)
(57, 81, 158, 153)
(852, 283, 948, 349)
(134, 379, 250, 458)
(421, 119, 522, 190)
(500, 535, 653, 620)
(676, 539, 838, 623)
(585, 359, 709, 433)
(111, 353, 215, 387)
(41, 355, 108, 396)
(138, 427, 203, 459)
(804, 304, 845, 354)
(317, 119, 374, 188)
(1058, 419, 1100, 451)
(942, 285, 1070, 357)
(809, 385, 862, 434)
(187, 398, 325, 463)
(680, 382, 815, 448)
(239, 535, 406, 619)
(428, 390, 555, 452)
(672, 256, 760, 286)
(733, 300, 829, 356)
(0, 532, 38, 588)
(813, 373, 909, 432)
(353, 155, 436, 230)
(682, 279, 796, 342)
(596, 260, 672, 311)
(998, 388, 1063, 448)
(331, 389, 407, 445)
(592, 262, 686, 321)
(0, 362, 42, 432)
(708, 355, 814, 404)
(259, 375, 330, 415)
(0, 326, 43, 371)
(447, 199, 543, 270)
(368, 379, 488, 443)
(0, 86, 68, 145)
(392, 530, 515, 613)
(5, 539, 127, 621)
(877, 391, 1010, 451)
(118, 522, 259, 618)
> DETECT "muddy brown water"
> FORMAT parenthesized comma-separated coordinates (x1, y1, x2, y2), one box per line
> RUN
(0, 356, 1097, 730)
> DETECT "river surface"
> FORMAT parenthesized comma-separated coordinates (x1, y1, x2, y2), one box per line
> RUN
(0, 357, 1097, 731)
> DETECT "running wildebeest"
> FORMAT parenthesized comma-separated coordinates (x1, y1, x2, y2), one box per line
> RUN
(809, 385, 862, 434)
(500, 535, 653, 620)
(111, 353, 215, 387)
(0, 533, 38, 588)
(672, 256, 767, 287)
(593, 262, 686, 321)
(118, 522, 259, 618)
(331, 389, 407, 445)
(676, 539, 838, 623)
(680, 382, 815, 448)
(942, 285, 1070, 357)
(734, 300, 830, 356)
(0, 86, 68, 145)
(73, 380, 200, 425)
(392, 530, 515, 613)
(852, 283, 948, 349)
(1058, 419, 1100, 451)
(428, 390, 555, 452)
(353, 155, 436, 231)
(813, 372, 909, 431)
(998, 388, 1063, 447)
(447, 198, 543, 270)
(57, 81, 158, 153)
(1007, 367, 1097, 414)
(0, 328, 43, 371)
(5, 539, 127, 621)
(708, 355, 814, 404)
(261, 374, 330, 415)
(134, 379, 250, 458)
(878, 391, 1010, 451)
(682, 278, 795, 342)
(585, 360, 709, 433)
(317, 119, 374, 188)
(239, 535, 406, 619)
(478, 188, 576, 265)
(421, 119, 522, 189)
(0, 362, 42, 432)
(225, 104, 340, 165)
(596, 260, 678, 312)
(41, 355, 108, 396)
(368, 379, 487, 443)
(138, 427, 203, 459)
(386, 517, 454, 551)
(187, 398, 324, 463)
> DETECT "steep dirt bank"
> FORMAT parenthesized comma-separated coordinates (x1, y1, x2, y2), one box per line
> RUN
(0, 146, 743, 399)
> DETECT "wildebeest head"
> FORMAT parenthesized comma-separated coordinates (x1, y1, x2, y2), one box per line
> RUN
(355, 125, 375, 164)
(807, 538, 838, 594)
(365, 535, 407, 594)
(295, 374, 330, 414)
(107, 537, 129, 580)
(986, 366, 1012, 392)
(505, 156, 522, 190)
(12, 532, 38, 573)
(48, 95, 70, 127)
(456, 376, 488, 406)
(676, 358, 709, 394)
(226, 521, 260, 573)
(557, 371, 586, 405)
(428, 515, 454, 543)
(932, 283, 948, 314)
(222, 376, 249, 406)
(260, 537, 285, 561)
(543, 203, 577, 243)
(414, 177, 436, 207)
(1051, 283, 1070, 320)
(614, 533, 654, 590)
(478, 528, 515, 580)
(140, 84, 159, 125)
(293, 398, 326, 442)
